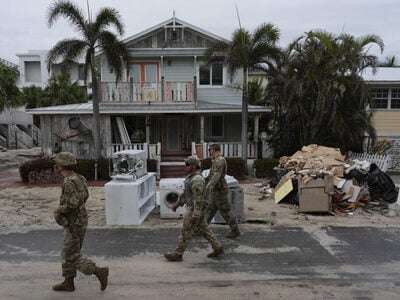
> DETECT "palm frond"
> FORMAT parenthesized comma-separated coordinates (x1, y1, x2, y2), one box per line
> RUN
(94, 7, 125, 36)
(47, 0, 86, 33)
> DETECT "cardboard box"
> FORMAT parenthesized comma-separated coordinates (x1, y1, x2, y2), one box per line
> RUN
(299, 176, 334, 213)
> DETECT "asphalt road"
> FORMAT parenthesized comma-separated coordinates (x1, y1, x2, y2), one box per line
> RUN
(1, 226, 400, 299)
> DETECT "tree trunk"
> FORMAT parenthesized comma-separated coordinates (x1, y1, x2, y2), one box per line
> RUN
(91, 74, 102, 159)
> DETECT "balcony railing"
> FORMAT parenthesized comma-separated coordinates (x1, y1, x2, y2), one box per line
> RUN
(101, 77, 196, 103)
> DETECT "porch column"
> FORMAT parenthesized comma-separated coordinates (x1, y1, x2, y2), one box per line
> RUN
(200, 115, 204, 143)
(145, 116, 151, 143)
(254, 114, 259, 158)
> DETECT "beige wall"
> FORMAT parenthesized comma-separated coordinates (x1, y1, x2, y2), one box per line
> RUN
(372, 110, 400, 135)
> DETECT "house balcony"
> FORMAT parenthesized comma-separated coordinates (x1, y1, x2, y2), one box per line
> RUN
(101, 78, 196, 103)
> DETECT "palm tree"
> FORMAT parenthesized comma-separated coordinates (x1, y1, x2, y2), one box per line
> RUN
(0, 60, 21, 112)
(44, 73, 86, 106)
(379, 55, 398, 67)
(205, 23, 280, 162)
(266, 30, 384, 156)
(46, 0, 128, 159)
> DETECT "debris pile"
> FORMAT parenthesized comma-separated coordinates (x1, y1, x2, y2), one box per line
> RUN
(260, 144, 399, 215)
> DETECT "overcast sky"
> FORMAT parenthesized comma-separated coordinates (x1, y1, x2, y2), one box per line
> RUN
(1, 0, 399, 64)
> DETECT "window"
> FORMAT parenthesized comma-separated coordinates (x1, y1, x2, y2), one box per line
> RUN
(78, 64, 85, 80)
(206, 115, 224, 137)
(391, 88, 400, 109)
(370, 88, 400, 109)
(371, 88, 389, 109)
(199, 64, 223, 86)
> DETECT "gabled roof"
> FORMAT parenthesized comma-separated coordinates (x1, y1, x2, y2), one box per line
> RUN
(121, 16, 229, 46)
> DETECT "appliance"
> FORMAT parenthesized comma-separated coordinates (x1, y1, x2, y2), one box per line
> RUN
(159, 178, 186, 218)
(212, 175, 244, 224)
(105, 173, 156, 225)
(111, 149, 147, 180)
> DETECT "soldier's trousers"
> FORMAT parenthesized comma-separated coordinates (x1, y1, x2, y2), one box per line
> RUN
(204, 190, 238, 230)
(61, 225, 96, 278)
(175, 210, 222, 255)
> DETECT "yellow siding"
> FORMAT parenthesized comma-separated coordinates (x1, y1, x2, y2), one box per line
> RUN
(372, 110, 400, 134)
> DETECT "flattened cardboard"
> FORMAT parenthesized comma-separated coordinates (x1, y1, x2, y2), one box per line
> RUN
(274, 179, 293, 203)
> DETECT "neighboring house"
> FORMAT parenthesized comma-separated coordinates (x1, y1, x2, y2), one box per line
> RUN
(26, 15, 271, 176)
(363, 67, 400, 171)
(0, 58, 40, 149)
(16, 50, 88, 95)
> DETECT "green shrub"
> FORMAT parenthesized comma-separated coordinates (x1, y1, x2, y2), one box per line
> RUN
(19, 157, 111, 182)
(254, 158, 279, 178)
(19, 158, 54, 183)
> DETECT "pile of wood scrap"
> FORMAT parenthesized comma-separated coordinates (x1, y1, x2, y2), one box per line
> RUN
(267, 144, 372, 214)
(275, 144, 345, 178)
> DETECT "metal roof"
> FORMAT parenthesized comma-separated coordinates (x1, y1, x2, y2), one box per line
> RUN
(26, 101, 270, 115)
(362, 67, 400, 84)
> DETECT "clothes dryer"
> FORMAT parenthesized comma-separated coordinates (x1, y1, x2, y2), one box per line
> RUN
(212, 175, 244, 224)
(159, 178, 186, 218)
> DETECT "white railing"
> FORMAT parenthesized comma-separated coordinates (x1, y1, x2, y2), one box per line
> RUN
(349, 152, 392, 172)
(190, 142, 256, 159)
(101, 80, 195, 103)
(109, 141, 256, 179)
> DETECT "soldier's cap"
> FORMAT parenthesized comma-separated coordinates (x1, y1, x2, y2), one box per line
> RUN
(209, 143, 221, 151)
(51, 152, 77, 166)
(184, 155, 201, 168)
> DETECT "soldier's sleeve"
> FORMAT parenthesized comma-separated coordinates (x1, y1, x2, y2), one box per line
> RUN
(207, 159, 225, 190)
(58, 181, 81, 214)
(191, 177, 205, 218)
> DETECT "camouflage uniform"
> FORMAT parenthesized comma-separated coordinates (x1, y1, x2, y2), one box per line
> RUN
(52, 152, 108, 292)
(204, 153, 239, 232)
(174, 170, 222, 255)
(56, 171, 97, 278)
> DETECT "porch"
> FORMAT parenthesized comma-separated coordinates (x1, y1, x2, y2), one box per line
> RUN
(101, 78, 196, 103)
(109, 141, 257, 179)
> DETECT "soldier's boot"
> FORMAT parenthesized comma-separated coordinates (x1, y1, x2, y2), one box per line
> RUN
(226, 228, 241, 239)
(93, 266, 109, 291)
(52, 277, 75, 292)
(207, 247, 225, 258)
(164, 252, 183, 262)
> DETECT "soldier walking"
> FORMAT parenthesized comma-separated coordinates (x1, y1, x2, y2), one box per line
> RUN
(204, 144, 241, 238)
(51, 152, 109, 292)
(164, 156, 224, 261)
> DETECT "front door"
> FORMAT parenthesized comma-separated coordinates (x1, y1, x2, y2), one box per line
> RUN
(161, 117, 186, 156)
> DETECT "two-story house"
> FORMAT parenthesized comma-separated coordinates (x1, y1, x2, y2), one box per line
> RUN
(27, 16, 270, 176)
(363, 67, 400, 170)
(0, 58, 39, 149)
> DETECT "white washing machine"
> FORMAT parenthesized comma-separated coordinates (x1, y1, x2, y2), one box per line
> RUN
(159, 178, 186, 218)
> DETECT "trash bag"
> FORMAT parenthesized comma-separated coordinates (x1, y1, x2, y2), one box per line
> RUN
(367, 164, 398, 203)
(270, 170, 289, 188)
(269, 170, 299, 205)
(344, 169, 367, 185)
(279, 177, 299, 205)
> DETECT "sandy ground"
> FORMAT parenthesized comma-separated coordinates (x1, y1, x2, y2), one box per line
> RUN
(1, 147, 399, 232)
(1, 148, 400, 299)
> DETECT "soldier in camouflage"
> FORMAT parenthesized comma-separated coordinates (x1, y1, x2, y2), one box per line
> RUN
(164, 156, 224, 262)
(51, 152, 109, 292)
(204, 144, 241, 238)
